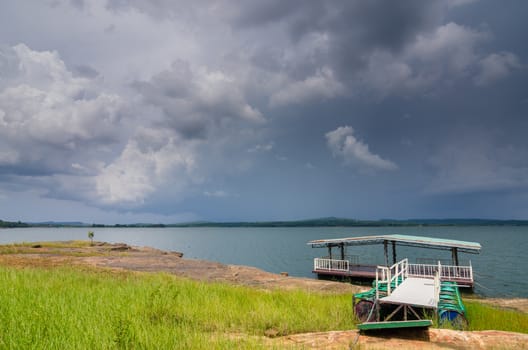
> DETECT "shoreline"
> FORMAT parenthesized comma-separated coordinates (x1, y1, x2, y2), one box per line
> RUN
(0, 240, 527, 349)
(0, 240, 526, 310)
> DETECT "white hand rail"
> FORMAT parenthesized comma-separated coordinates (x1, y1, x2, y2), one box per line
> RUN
(408, 262, 473, 282)
(313, 258, 349, 272)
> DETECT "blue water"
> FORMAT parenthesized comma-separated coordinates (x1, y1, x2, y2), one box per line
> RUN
(1, 226, 526, 298)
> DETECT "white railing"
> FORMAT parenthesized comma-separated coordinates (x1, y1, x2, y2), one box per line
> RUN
(320, 255, 359, 265)
(314, 257, 474, 284)
(408, 261, 473, 283)
(376, 265, 390, 298)
(433, 263, 441, 307)
(314, 258, 349, 272)
(390, 258, 408, 288)
(375, 258, 409, 297)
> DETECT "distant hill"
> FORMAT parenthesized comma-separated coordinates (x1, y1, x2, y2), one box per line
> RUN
(3, 217, 528, 228)
(168, 217, 528, 227)
(29, 221, 89, 227)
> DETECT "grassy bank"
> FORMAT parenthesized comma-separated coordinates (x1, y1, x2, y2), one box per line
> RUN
(0, 264, 526, 349)
(465, 301, 528, 333)
(0, 266, 353, 349)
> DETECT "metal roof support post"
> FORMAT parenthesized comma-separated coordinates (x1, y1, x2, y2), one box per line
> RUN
(452, 247, 459, 266)
(392, 241, 397, 265)
(328, 246, 332, 260)
(340, 243, 345, 261)
(383, 240, 388, 266)
(376, 300, 380, 322)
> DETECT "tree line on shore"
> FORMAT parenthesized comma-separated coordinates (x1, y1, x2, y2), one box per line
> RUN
(2, 217, 528, 228)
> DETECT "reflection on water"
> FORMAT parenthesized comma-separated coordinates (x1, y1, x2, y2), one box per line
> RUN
(1, 225, 526, 297)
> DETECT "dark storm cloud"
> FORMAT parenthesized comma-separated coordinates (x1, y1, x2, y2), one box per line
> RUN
(69, 0, 85, 10)
(133, 59, 264, 140)
(100, 0, 444, 78)
(104, 0, 201, 20)
(2, 0, 528, 222)
(231, 0, 441, 47)
(426, 126, 528, 194)
(73, 64, 100, 78)
(232, 1, 444, 78)
(223, 0, 510, 107)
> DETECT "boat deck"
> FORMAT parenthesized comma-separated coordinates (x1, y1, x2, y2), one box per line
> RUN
(352, 258, 469, 331)
(380, 277, 437, 308)
(309, 234, 480, 288)
(313, 261, 474, 287)
(313, 264, 377, 278)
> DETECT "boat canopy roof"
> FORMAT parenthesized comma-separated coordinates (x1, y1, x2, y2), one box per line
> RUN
(308, 234, 481, 254)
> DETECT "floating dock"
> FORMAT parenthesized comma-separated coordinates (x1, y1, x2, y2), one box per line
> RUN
(308, 234, 481, 288)
(352, 258, 468, 330)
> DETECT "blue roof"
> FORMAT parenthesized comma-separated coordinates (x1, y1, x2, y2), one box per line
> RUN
(308, 234, 481, 254)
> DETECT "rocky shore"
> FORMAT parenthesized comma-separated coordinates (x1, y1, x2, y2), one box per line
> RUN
(0, 241, 526, 349)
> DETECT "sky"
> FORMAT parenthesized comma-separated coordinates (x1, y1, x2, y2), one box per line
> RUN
(1, 0, 527, 224)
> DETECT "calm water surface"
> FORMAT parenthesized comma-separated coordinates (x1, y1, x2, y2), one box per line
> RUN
(1, 226, 526, 298)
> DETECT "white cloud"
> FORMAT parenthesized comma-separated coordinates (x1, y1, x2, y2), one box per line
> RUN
(474, 52, 523, 86)
(270, 66, 345, 107)
(326, 126, 398, 171)
(95, 128, 197, 204)
(203, 190, 229, 198)
(410, 22, 485, 73)
(0, 42, 270, 209)
(359, 22, 488, 96)
(247, 142, 274, 153)
(93, 59, 268, 206)
(0, 44, 124, 176)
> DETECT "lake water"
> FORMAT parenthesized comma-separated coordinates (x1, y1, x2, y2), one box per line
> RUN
(1, 226, 526, 298)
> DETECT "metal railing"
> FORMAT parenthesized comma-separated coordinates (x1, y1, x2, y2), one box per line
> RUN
(408, 261, 473, 283)
(320, 255, 359, 265)
(314, 258, 350, 272)
(433, 264, 441, 307)
(377, 258, 409, 296)
(416, 258, 452, 265)
(313, 257, 474, 284)
(390, 258, 408, 288)
(376, 265, 391, 298)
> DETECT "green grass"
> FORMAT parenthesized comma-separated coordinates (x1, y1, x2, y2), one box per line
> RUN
(0, 240, 90, 254)
(465, 300, 528, 333)
(3, 240, 92, 248)
(0, 266, 354, 349)
(0, 265, 526, 349)
(0, 241, 115, 257)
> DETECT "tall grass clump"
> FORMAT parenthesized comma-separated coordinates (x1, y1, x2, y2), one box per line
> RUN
(0, 266, 354, 349)
(465, 300, 528, 333)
